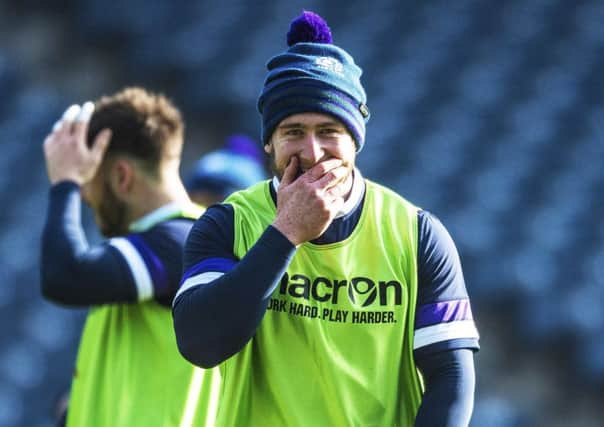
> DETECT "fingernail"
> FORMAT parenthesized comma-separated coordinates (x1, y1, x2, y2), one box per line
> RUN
(52, 120, 62, 132)
(76, 101, 95, 122)
(62, 104, 81, 121)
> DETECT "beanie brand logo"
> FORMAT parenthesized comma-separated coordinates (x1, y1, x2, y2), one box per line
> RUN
(314, 57, 344, 75)
(359, 103, 370, 118)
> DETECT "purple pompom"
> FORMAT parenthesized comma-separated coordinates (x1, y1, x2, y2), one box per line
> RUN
(287, 11, 333, 46)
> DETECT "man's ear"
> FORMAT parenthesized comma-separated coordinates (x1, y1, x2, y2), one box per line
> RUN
(264, 142, 273, 155)
(109, 159, 134, 195)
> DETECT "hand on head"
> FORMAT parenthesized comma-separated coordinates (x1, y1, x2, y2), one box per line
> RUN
(272, 156, 349, 246)
(43, 102, 112, 185)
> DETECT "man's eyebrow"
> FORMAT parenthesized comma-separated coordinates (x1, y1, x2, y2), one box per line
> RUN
(277, 122, 305, 129)
(316, 121, 343, 128)
(277, 121, 343, 129)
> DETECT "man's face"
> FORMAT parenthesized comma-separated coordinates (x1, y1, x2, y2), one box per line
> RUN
(266, 112, 356, 181)
(81, 166, 129, 237)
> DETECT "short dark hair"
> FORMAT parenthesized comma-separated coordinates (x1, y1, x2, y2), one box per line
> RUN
(87, 87, 184, 177)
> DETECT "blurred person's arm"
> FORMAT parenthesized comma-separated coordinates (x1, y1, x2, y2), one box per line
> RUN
(172, 204, 296, 368)
(41, 103, 145, 306)
(41, 181, 190, 307)
(41, 181, 138, 306)
(412, 210, 479, 426)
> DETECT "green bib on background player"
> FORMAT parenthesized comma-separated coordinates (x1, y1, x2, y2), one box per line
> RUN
(66, 206, 219, 427)
(214, 180, 423, 427)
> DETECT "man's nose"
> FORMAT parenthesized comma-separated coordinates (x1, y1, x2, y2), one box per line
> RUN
(299, 133, 325, 166)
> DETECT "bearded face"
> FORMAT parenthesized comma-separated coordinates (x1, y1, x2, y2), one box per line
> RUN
(266, 112, 356, 183)
(95, 179, 129, 237)
(82, 168, 130, 238)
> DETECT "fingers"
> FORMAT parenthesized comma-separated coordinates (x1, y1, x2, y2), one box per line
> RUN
(45, 105, 78, 154)
(306, 158, 342, 181)
(52, 101, 95, 139)
(54, 104, 82, 138)
(315, 165, 348, 190)
(43, 134, 54, 158)
(280, 156, 299, 187)
(72, 101, 95, 141)
(62, 104, 82, 122)
(324, 176, 351, 198)
(91, 129, 112, 162)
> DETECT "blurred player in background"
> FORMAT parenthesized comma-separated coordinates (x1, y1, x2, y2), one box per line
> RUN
(173, 11, 479, 427)
(40, 87, 216, 427)
(186, 134, 266, 206)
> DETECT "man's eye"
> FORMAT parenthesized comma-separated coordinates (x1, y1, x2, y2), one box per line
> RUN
(285, 129, 303, 136)
(320, 128, 339, 135)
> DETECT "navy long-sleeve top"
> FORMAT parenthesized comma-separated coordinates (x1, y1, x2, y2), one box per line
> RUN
(173, 172, 479, 426)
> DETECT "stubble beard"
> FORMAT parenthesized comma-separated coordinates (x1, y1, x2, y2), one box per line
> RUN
(97, 180, 129, 237)
(269, 152, 354, 184)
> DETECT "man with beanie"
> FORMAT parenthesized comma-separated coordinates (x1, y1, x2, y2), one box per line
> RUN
(186, 134, 267, 206)
(173, 11, 479, 427)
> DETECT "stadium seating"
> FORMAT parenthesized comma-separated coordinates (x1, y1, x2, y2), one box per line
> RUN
(0, 0, 602, 425)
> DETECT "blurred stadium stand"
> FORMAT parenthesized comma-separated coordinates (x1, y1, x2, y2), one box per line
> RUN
(0, 0, 602, 426)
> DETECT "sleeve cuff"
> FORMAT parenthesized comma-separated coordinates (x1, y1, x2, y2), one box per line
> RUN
(50, 180, 81, 196)
(414, 338, 480, 358)
(264, 225, 298, 253)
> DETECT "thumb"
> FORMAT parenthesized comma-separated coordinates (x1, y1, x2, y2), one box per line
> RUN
(280, 156, 299, 187)
(92, 128, 112, 161)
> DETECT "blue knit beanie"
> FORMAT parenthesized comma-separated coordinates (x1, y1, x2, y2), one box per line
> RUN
(186, 134, 267, 197)
(257, 11, 370, 152)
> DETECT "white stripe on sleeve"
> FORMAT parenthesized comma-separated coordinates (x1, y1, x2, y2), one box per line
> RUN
(109, 237, 154, 301)
(413, 320, 479, 350)
(173, 272, 225, 306)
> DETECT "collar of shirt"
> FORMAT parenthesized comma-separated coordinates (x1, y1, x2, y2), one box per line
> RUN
(128, 202, 199, 232)
(271, 168, 365, 219)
